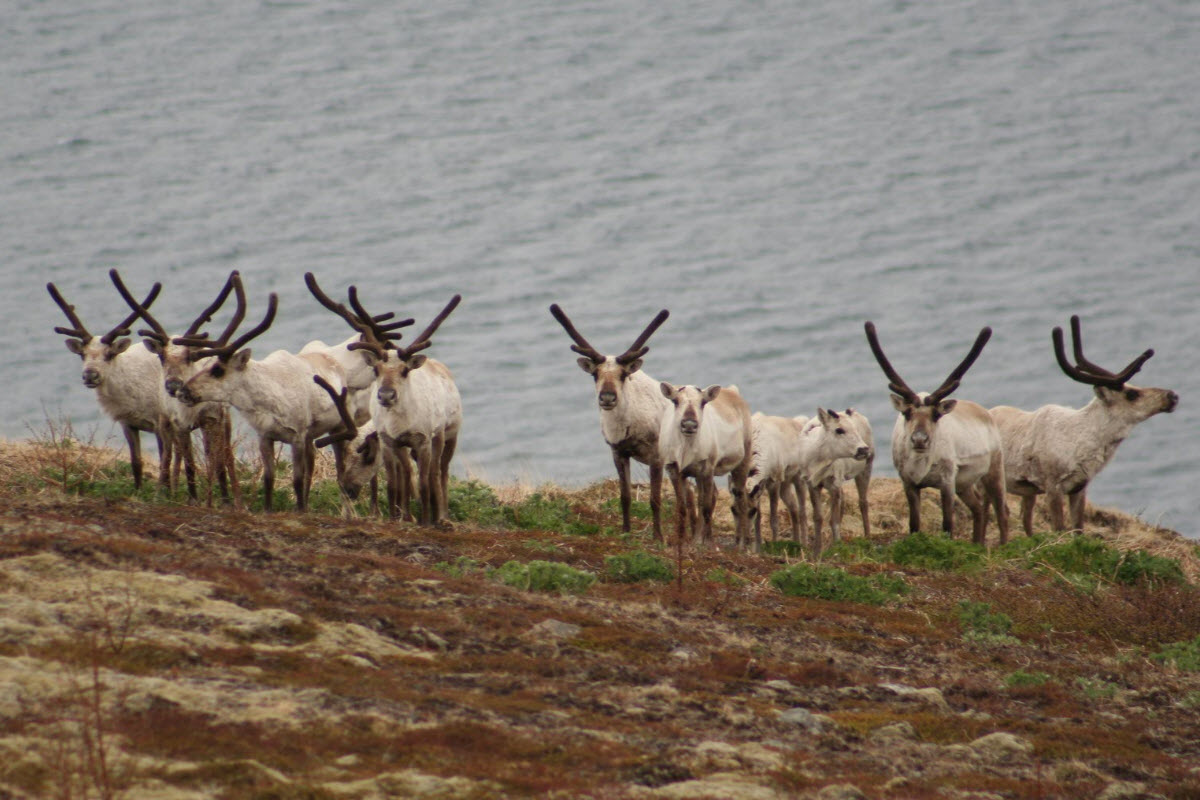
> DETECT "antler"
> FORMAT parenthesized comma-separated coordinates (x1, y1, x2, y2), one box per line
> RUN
(312, 375, 358, 448)
(111, 268, 168, 346)
(306, 272, 415, 361)
(926, 327, 992, 404)
(616, 309, 670, 365)
(393, 294, 461, 359)
(1052, 315, 1154, 389)
(863, 321, 920, 404)
(864, 321, 991, 405)
(182, 270, 246, 343)
(548, 304, 605, 363)
(95, 270, 163, 345)
(47, 283, 93, 342)
(176, 293, 278, 361)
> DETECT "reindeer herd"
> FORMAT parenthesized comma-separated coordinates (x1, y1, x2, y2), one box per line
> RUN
(49, 274, 1178, 551)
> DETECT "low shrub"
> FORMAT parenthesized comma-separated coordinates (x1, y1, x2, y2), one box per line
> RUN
(490, 560, 596, 594)
(958, 601, 1019, 646)
(1005, 670, 1052, 688)
(448, 479, 505, 524)
(504, 493, 601, 536)
(761, 540, 803, 557)
(604, 551, 674, 583)
(889, 531, 985, 572)
(769, 564, 908, 606)
(1151, 635, 1200, 672)
(1019, 534, 1187, 590)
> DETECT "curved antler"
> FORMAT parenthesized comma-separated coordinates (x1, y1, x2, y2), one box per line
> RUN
(111, 268, 169, 346)
(312, 375, 358, 448)
(1052, 315, 1154, 389)
(394, 294, 461, 359)
(177, 293, 278, 361)
(101, 271, 162, 345)
(548, 304, 605, 363)
(926, 327, 992, 404)
(863, 321, 920, 404)
(48, 283, 93, 342)
(616, 309, 670, 365)
(181, 270, 246, 345)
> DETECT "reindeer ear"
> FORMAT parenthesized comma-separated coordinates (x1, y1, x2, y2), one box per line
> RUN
(702, 385, 721, 403)
(1094, 386, 1119, 405)
(577, 357, 598, 375)
(65, 339, 85, 356)
(660, 382, 676, 400)
(934, 398, 957, 418)
(407, 354, 427, 370)
(142, 338, 164, 356)
(890, 394, 910, 413)
(106, 339, 132, 358)
(229, 350, 252, 371)
(623, 359, 643, 375)
(359, 432, 379, 464)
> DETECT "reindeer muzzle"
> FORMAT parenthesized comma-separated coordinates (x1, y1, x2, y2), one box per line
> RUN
(597, 391, 618, 410)
(176, 386, 201, 407)
(377, 387, 397, 408)
(1164, 391, 1180, 413)
(680, 418, 699, 436)
(81, 369, 101, 388)
(910, 431, 930, 450)
(165, 378, 184, 397)
(854, 446, 871, 460)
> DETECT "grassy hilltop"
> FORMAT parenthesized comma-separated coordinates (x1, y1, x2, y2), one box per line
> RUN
(1, 436, 1200, 799)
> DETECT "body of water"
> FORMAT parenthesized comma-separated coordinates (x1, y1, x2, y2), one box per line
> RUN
(3, 0, 1197, 533)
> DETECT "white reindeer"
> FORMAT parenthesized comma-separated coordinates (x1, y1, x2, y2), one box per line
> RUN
(111, 269, 243, 504)
(796, 408, 873, 552)
(549, 304, 672, 542)
(864, 322, 1009, 545)
(48, 279, 169, 490)
(175, 292, 346, 512)
(743, 413, 810, 546)
(990, 315, 1179, 534)
(658, 382, 753, 550)
(344, 292, 463, 528)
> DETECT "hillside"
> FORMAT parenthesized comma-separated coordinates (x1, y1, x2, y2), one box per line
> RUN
(1, 439, 1199, 799)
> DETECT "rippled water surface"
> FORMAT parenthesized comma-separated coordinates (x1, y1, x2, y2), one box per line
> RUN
(3, 0, 1198, 533)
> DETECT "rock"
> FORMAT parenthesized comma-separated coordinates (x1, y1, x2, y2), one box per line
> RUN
(1097, 781, 1167, 800)
(670, 647, 696, 662)
(870, 721, 918, 743)
(778, 707, 832, 733)
(523, 619, 581, 641)
(878, 683, 951, 712)
(968, 732, 1033, 763)
(648, 772, 783, 799)
(816, 784, 868, 800)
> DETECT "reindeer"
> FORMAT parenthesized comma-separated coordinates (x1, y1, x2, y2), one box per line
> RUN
(549, 304, 671, 542)
(311, 374, 417, 519)
(990, 315, 1178, 534)
(864, 322, 1009, 545)
(743, 413, 810, 546)
(111, 269, 243, 503)
(658, 382, 753, 550)
(796, 408, 873, 552)
(48, 279, 169, 490)
(343, 292, 463, 527)
(174, 291, 346, 512)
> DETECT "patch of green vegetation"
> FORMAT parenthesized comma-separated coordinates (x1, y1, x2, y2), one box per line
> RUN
(761, 540, 804, 557)
(958, 601, 1019, 646)
(523, 538, 560, 554)
(769, 564, 908, 606)
(1180, 691, 1200, 709)
(1005, 670, 1052, 688)
(1075, 677, 1119, 700)
(889, 531, 986, 572)
(433, 556, 484, 578)
(504, 493, 601, 535)
(601, 496, 654, 520)
(704, 568, 747, 586)
(604, 551, 674, 583)
(448, 478, 505, 524)
(1151, 635, 1200, 672)
(822, 537, 886, 563)
(490, 560, 596, 594)
(1009, 534, 1186, 591)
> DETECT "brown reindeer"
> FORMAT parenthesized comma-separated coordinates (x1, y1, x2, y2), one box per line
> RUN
(864, 321, 1009, 545)
(991, 316, 1178, 534)
(549, 304, 672, 542)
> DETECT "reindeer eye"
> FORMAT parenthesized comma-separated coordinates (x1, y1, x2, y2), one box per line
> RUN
(211, 364, 225, 378)
(835, 427, 845, 435)
(1124, 389, 1140, 401)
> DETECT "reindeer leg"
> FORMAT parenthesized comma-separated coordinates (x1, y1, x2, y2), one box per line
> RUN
(939, 481, 956, 538)
(649, 463, 663, 544)
(415, 441, 434, 526)
(958, 483, 987, 546)
(429, 433, 447, 527)
(810, 484, 825, 553)
(259, 437, 275, 512)
(781, 480, 802, 543)
(613, 451, 632, 533)
(1020, 495, 1036, 536)
(666, 463, 686, 547)
(1046, 490, 1067, 532)
(988, 454, 1009, 545)
(767, 483, 781, 544)
(792, 478, 810, 544)
(699, 473, 717, 549)
(830, 484, 845, 543)
(289, 440, 308, 512)
(1068, 488, 1087, 534)
(440, 434, 458, 526)
(904, 482, 921, 534)
(122, 424, 144, 491)
(855, 466, 871, 538)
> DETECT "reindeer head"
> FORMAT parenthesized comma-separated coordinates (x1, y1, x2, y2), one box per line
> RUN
(312, 375, 381, 499)
(172, 291, 278, 406)
(660, 383, 721, 438)
(813, 407, 872, 461)
(1053, 315, 1179, 423)
(49, 278, 161, 389)
(112, 269, 246, 398)
(865, 321, 992, 453)
(549, 304, 669, 412)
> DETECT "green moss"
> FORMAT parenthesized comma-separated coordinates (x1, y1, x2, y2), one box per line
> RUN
(958, 601, 1019, 645)
(604, 550, 674, 583)
(1151, 635, 1200, 671)
(769, 564, 908, 605)
(889, 531, 986, 572)
(490, 560, 596, 594)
